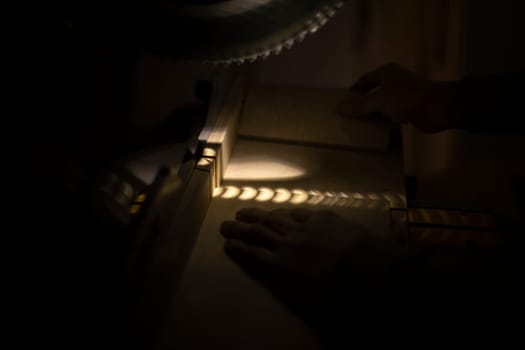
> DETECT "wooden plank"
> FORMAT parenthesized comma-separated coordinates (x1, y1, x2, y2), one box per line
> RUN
(238, 85, 391, 151)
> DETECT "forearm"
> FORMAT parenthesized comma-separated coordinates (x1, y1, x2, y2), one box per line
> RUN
(451, 71, 525, 134)
(302, 238, 418, 344)
(307, 235, 523, 344)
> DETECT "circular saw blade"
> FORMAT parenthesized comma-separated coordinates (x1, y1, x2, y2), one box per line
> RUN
(141, 0, 345, 64)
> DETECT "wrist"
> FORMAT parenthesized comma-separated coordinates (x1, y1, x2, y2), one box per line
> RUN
(433, 81, 466, 131)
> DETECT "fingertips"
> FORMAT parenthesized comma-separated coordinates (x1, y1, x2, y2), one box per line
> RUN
(224, 239, 274, 271)
(220, 220, 257, 240)
(220, 220, 281, 250)
(219, 220, 239, 236)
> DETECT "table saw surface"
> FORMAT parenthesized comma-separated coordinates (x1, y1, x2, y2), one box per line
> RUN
(156, 137, 405, 350)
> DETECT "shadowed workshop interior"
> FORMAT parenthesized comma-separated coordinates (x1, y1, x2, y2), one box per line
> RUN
(12, 0, 525, 348)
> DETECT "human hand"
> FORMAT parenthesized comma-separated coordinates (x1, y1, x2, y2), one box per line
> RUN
(219, 208, 405, 309)
(220, 206, 413, 339)
(220, 208, 365, 297)
(339, 63, 460, 133)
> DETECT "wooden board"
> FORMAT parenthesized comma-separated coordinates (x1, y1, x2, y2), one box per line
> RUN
(238, 85, 391, 152)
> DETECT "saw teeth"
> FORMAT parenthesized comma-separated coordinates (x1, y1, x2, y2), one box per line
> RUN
(272, 44, 283, 55)
(315, 12, 326, 20)
(308, 20, 320, 33)
(203, 0, 345, 64)
(324, 5, 336, 17)
(297, 30, 308, 42)
(315, 12, 329, 27)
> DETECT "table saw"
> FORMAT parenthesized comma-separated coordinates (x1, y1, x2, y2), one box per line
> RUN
(127, 65, 407, 349)
(106, 1, 501, 348)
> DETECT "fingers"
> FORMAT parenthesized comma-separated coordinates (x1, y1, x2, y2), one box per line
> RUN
(236, 208, 295, 235)
(264, 209, 295, 235)
(236, 207, 268, 223)
(220, 221, 281, 249)
(224, 239, 275, 276)
(289, 208, 313, 222)
(222, 214, 277, 280)
(234, 208, 339, 229)
(349, 63, 400, 94)
(339, 92, 386, 119)
(340, 63, 406, 119)
(350, 71, 383, 95)
(224, 239, 274, 263)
